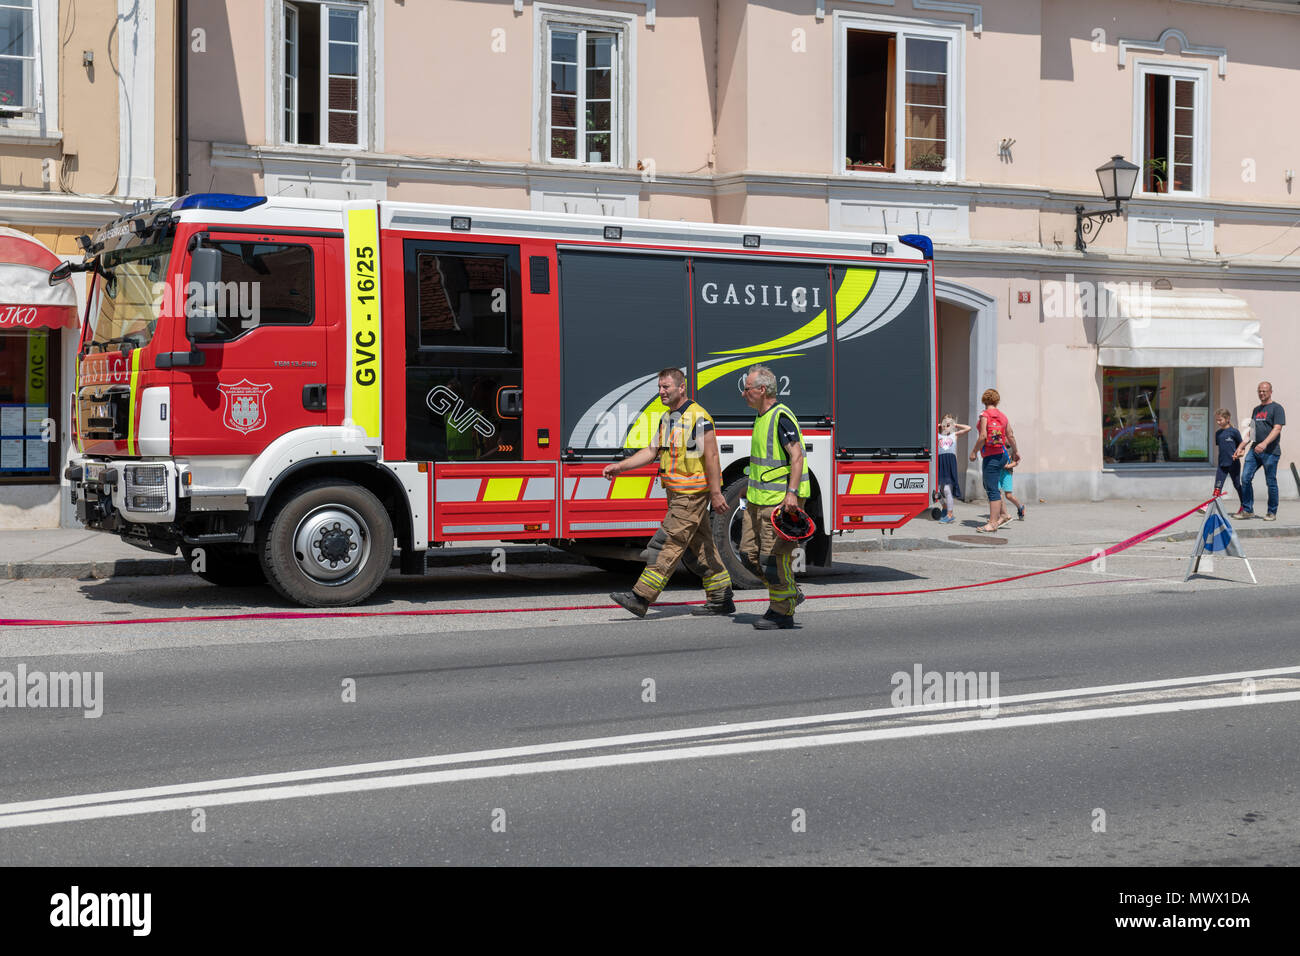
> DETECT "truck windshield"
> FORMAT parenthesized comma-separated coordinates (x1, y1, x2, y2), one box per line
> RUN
(85, 243, 172, 353)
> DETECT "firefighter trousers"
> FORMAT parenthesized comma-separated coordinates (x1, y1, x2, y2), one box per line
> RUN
(633, 490, 732, 603)
(740, 499, 804, 617)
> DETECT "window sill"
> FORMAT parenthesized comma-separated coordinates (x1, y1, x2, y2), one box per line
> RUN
(838, 167, 957, 184)
(0, 127, 63, 148)
(1102, 462, 1214, 473)
(545, 159, 623, 170)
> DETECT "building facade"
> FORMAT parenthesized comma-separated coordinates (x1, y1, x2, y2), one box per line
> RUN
(0, 0, 176, 528)
(6, 0, 1297, 529)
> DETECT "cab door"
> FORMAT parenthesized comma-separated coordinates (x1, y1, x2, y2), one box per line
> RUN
(403, 241, 552, 539)
(169, 232, 341, 458)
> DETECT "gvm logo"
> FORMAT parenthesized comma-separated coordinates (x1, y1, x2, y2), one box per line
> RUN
(891, 476, 925, 490)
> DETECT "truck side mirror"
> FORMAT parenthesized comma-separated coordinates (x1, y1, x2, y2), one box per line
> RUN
(48, 261, 74, 285)
(185, 247, 222, 340)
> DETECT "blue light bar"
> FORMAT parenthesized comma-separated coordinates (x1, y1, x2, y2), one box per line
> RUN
(171, 194, 268, 212)
(899, 234, 933, 260)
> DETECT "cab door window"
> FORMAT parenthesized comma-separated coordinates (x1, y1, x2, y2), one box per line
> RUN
(200, 241, 315, 340)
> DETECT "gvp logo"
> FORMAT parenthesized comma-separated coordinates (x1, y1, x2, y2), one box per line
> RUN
(425, 385, 496, 438)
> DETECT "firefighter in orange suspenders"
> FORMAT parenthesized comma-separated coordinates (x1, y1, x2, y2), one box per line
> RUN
(741, 364, 812, 630)
(604, 367, 735, 618)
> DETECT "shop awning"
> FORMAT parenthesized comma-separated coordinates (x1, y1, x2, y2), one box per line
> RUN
(0, 227, 79, 331)
(1096, 288, 1262, 368)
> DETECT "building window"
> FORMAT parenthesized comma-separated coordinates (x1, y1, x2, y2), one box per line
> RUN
(536, 7, 633, 167)
(548, 27, 618, 164)
(1135, 64, 1206, 196)
(0, 0, 58, 140)
(0, 328, 58, 483)
(0, 0, 36, 112)
(278, 1, 367, 148)
(1102, 367, 1211, 464)
(838, 15, 962, 178)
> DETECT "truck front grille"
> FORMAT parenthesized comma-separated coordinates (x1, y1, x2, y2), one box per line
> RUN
(124, 464, 168, 512)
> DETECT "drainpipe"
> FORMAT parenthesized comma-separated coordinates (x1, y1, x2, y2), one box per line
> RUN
(176, 0, 188, 196)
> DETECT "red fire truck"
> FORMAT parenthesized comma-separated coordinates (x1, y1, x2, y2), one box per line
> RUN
(58, 195, 937, 606)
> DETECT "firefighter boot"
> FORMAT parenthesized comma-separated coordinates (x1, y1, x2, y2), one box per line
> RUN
(611, 591, 649, 618)
(752, 612, 795, 630)
(690, 591, 736, 616)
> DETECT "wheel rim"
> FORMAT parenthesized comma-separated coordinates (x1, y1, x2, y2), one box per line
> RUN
(292, 504, 371, 586)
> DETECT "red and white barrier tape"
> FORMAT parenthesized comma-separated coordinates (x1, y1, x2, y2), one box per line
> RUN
(0, 497, 1218, 628)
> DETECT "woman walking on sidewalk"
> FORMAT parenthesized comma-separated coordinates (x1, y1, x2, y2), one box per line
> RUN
(969, 388, 1019, 533)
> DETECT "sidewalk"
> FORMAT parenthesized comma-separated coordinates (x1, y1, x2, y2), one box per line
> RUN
(1, 498, 1296, 580)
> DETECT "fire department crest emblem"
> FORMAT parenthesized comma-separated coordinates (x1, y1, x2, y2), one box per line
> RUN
(217, 380, 273, 435)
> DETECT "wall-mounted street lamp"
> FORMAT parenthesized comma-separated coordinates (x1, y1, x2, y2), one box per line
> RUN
(1075, 155, 1140, 252)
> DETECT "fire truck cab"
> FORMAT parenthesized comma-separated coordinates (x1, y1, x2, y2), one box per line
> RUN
(60, 195, 937, 607)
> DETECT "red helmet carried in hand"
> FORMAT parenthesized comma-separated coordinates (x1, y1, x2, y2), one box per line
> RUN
(771, 504, 816, 542)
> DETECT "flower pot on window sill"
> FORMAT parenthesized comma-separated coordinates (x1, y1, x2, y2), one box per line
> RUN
(846, 163, 892, 173)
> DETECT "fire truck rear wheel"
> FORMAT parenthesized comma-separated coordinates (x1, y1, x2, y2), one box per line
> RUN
(711, 475, 765, 590)
(260, 480, 394, 607)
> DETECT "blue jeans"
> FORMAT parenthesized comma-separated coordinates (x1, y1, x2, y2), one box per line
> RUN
(982, 452, 1008, 501)
(1240, 447, 1280, 515)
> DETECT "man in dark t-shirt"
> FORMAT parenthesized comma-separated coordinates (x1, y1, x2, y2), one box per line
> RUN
(1234, 381, 1286, 520)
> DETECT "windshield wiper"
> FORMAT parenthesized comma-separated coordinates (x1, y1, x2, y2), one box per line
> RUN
(88, 334, 142, 355)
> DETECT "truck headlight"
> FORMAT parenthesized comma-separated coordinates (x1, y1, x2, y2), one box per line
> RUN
(123, 463, 169, 512)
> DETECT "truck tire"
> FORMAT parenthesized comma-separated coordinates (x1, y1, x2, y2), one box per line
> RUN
(259, 480, 394, 607)
(181, 544, 267, 588)
(710, 475, 764, 590)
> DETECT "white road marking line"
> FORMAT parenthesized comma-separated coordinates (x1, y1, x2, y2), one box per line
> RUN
(1, 691, 1297, 829)
(0, 665, 1295, 822)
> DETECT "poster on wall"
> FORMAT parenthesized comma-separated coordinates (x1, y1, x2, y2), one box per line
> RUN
(1179, 406, 1209, 459)
(24, 404, 48, 437)
(1, 406, 22, 437)
(24, 439, 48, 469)
(1, 439, 23, 469)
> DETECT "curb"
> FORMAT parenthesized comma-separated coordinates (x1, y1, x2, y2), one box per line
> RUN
(4, 526, 1295, 580)
(1, 545, 577, 582)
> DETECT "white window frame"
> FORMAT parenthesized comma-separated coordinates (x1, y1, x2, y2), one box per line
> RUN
(284, 3, 299, 144)
(1131, 60, 1210, 200)
(0, 0, 59, 143)
(533, 4, 635, 169)
(832, 10, 965, 182)
(267, 0, 376, 151)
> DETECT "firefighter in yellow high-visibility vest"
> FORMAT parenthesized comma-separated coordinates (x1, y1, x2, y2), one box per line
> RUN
(604, 367, 734, 618)
(741, 364, 810, 630)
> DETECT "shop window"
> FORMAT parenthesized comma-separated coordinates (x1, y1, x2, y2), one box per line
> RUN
(1102, 367, 1211, 464)
(0, 328, 58, 483)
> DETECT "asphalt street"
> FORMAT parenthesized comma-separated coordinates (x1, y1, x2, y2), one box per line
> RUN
(0, 535, 1296, 865)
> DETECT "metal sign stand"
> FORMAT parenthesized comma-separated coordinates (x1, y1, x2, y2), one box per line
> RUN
(1184, 497, 1257, 584)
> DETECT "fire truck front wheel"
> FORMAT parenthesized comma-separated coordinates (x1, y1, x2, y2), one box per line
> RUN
(259, 480, 394, 607)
